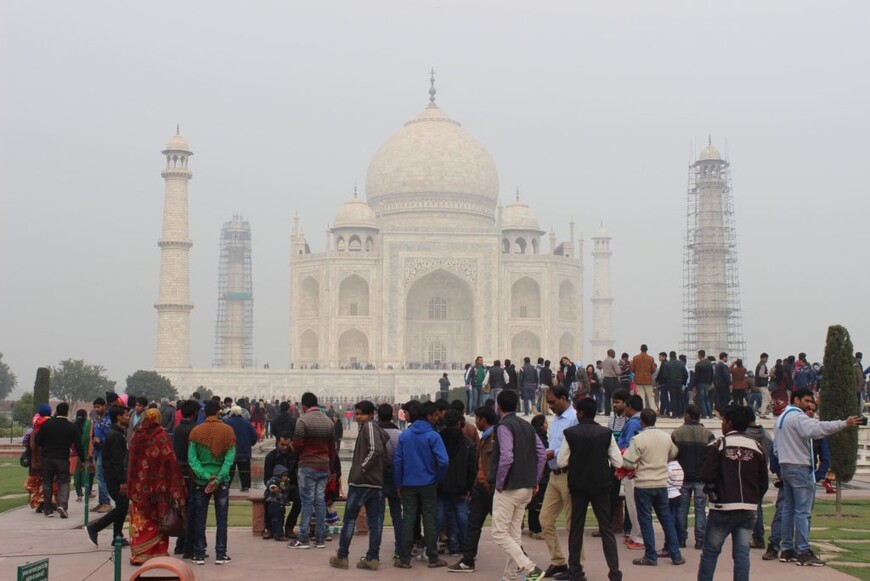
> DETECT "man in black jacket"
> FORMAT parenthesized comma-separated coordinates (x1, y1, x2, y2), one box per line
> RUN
(173, 400, 200, 557)
(697, 406, 768, 580)
(263, 432, 301, 539)
(436, 409, 476, 555)
(35, 402, 84, 518)
(271, 402, 295, 442)
(86, 405, 130, 547)
(557, 397, 623, 581)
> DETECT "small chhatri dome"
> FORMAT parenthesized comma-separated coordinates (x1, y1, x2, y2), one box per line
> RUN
(593, 222, 610, 238)
(333, 193, 378, 229)
(165, 128, 191, 152)
(501, 194, 542, 232)
(699, 135, 721, 161)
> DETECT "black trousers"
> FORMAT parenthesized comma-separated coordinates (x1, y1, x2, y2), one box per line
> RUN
(461, 484, 494, 565)
(90, 478, 129, 540)
(284, 487, 301, 533)
(42, 457, 71, 513)
(228, 458, 252, 490)
(603, 377, 620, 416)
(569, 490, 622, 581)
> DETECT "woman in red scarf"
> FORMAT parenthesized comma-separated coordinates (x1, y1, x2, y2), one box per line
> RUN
(128, 408, 187, 565)
(23, 404, 55, 511)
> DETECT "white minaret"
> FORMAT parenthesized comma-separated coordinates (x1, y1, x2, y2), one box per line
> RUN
(590, 223, 614, 360)
(155, 129, 194, 368)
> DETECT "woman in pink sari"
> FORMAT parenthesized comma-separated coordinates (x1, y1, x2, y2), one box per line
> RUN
(127, 408, 186, 565)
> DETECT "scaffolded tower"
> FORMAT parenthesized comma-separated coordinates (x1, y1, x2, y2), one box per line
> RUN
(682, 137, 745, 361)
(213, 215, 254, 368)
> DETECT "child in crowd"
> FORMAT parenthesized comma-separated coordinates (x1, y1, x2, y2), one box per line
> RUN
(264, 465, 293, 541)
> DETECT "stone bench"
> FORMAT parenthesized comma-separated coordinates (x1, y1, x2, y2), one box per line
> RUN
(244, 490, 265, 535)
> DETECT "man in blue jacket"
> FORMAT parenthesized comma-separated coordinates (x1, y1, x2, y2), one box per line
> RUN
(224, 406, 258, 492)
(393, 400, 449, 569)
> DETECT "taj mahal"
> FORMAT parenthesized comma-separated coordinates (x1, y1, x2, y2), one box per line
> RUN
(155, 74, 615, 400)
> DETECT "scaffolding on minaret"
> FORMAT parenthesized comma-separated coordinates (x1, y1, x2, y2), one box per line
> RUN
(213, 214, 254, 368)
(682, 138, 745, 361)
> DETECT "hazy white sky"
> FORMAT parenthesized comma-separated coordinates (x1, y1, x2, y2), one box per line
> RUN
(2, 1, 868, 392)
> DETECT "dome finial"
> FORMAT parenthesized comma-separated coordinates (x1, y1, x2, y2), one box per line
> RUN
(707, 134, 712, 147)
(353, 184, 358, 198)
(177, 123, 180, 136)
(428, 67, 437, 106)
(515, 186, 520, 201)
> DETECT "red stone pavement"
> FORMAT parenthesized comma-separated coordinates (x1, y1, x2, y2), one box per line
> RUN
(0, 488, 865, 581)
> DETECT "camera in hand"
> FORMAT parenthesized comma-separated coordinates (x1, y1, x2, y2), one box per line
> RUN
(859, 416, 868, 426)
(703, 483, 720, 503)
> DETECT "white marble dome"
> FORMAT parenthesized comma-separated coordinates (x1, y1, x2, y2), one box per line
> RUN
(334, 195, 378, 229)
(501, 199, 542, 231)
(365, 104, 499, 207)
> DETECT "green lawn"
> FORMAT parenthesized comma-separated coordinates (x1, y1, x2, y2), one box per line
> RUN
(0, 461, 29, 513)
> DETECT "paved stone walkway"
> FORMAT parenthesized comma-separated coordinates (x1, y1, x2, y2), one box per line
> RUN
(0, 492, 862, 581)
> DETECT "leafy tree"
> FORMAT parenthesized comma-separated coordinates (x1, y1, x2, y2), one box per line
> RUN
(34, 367, 50, 408)
(126, 370, 177, 403)
(819, 324, 860, 517)
(0, 353, 17, 400)
(50, 359, 116, 405)
(14, 392, 35, 427)
(193, 385, 214, 403)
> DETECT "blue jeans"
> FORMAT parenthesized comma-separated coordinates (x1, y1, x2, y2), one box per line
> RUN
(753, 502, 765, 542)
(698, 509, 754, 581)
(381, 482, 403, 556)
(469, 385, 482, 410)
(298, 466, 329, 543)
(522, 388, 535, 415)
(436, 493, 469, 554)
(748, 392, 763, 415)
(696, 384, 712, 418)
(634, 487, 681, 563)
(658, 386, 670, 415)
(768, 485, 784, 550)
(95, 452, 110, 505)
(676, 481, 707, 544)
(338, 486, 384, 561)
(194, 483, 228, 558)
(780, 464, 815, 553)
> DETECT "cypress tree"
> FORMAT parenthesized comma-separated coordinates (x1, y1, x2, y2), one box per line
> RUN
(33, 367, 51, 414)
(819, 324, 859, 517)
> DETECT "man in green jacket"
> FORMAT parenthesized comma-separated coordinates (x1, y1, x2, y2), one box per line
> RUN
(188, 400, 236, 566)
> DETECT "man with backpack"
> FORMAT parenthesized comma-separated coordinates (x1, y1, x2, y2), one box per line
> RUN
(436, 409, 476, 555)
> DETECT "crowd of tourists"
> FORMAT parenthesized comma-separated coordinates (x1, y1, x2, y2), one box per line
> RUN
(19, 346, 868, 579)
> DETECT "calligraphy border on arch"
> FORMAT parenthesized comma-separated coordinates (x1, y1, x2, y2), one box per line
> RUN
(403, 257, 478, 285)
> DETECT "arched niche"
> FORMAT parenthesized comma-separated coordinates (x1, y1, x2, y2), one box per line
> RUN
(502, 238, 510, 253)
(338, 274, 370, 316)
(348, 235, 362, 251)
(336, 236, 346, 251)
(515, 237, 527, 254)
(405, 269, 474, 366)
(299, 277, 319, 317)
(300, 329, 318, 365)
(338, 328, 369, 366)
(511, 330, 541, 363)
(511, 276, 541, 318)
(559, 332, 575, 358)
(559, 280, 576, 320)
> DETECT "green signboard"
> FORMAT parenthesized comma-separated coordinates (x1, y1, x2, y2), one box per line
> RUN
(17, 559, 48, 581)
